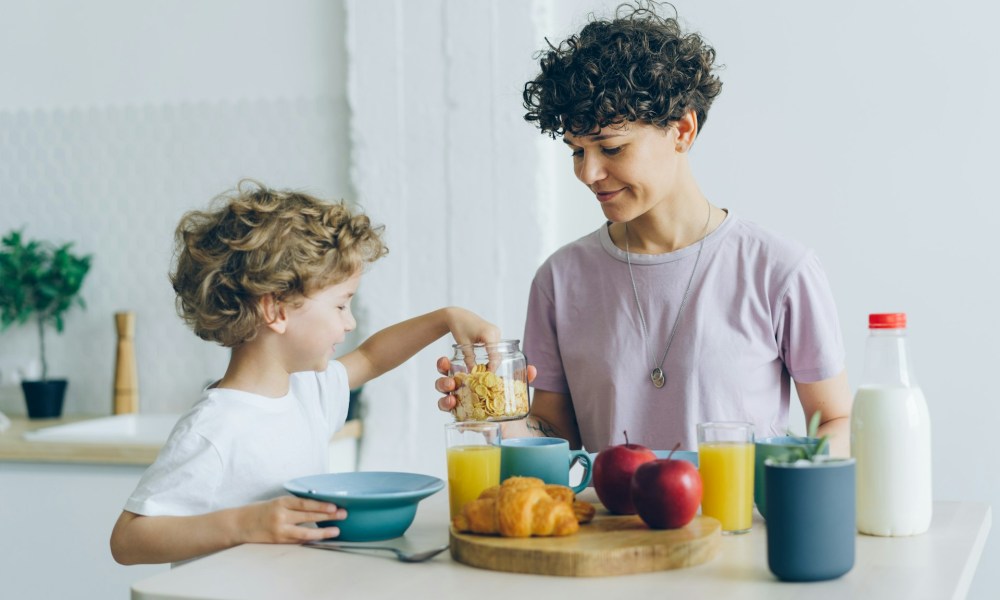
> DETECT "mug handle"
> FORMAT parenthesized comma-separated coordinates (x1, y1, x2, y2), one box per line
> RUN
(569, 450, 593, 495)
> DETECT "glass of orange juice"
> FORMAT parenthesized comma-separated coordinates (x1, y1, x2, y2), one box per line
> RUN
(697, 421, 755, 534)
(445, 421, 501, 519)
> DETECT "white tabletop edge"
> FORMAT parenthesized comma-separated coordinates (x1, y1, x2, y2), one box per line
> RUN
(954, 505, 992, 600)
(130, 499, 994, 600)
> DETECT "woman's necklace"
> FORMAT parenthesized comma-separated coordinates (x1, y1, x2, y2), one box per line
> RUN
(624, 200, 712, 388)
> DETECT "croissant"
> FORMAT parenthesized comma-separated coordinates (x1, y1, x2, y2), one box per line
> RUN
(473, 480, 595, 525)
(572, 499, 596, 524)
(473, 479, 595, 523)
(452, 477, 585, 537)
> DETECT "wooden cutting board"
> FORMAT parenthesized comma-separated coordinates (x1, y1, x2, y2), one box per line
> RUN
(449, 510, 721, 577)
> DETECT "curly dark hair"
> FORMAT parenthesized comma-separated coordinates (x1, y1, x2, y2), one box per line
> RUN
(523, 1, 723, 138)
(170, 180, 387, 347)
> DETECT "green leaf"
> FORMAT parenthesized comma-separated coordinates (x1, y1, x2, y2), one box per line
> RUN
(812, 435, 829, 459)
(807, 410, 822, 439)
(0, 228, 92, 369)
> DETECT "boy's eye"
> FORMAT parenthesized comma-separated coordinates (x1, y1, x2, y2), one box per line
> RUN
(570, 148, 583, 158)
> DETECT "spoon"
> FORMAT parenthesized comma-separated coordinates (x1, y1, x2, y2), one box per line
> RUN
(303, 541, 450, 563)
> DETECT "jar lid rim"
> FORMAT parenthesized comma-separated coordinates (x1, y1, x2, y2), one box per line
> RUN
(451, 339, 521, 350)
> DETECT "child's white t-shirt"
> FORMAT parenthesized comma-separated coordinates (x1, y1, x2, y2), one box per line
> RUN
(124, 360, 350, 517)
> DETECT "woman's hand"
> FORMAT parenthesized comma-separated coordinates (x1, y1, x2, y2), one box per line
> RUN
(237, 496, 347, 544)
(435, 356, 460, 412)
(435, 356, 537, 413)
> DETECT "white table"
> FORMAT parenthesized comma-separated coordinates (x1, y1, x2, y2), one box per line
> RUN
(131, 492, 991, 600)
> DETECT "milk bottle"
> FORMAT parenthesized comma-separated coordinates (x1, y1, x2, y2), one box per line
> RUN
(851, 313, 932, 536)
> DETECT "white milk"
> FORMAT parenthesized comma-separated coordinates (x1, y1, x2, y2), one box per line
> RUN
(851, 384, 932, 536)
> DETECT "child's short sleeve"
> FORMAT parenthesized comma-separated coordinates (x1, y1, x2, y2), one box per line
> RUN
(124, 428, 223, 516)
(320, 359, 351, 434)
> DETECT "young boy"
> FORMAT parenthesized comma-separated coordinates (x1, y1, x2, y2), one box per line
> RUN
(110, 181, 500, 565)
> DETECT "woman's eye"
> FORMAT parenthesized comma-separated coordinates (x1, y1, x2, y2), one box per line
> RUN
(569, 146, 620, 158)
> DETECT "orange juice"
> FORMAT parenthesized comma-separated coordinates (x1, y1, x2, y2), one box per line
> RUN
(446, 445, 501, 518)
(699, 441, 755, 533)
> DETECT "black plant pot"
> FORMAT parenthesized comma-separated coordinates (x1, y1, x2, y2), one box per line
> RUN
(21, 379, 68, 419)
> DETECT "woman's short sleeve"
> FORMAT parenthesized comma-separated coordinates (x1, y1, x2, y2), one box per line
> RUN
(523, 267, 571, 395)
(775, 252, 845, 383)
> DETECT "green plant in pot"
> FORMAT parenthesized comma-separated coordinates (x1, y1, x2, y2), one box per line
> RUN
(775, 411, 830, 463)
(764, 411, 856, 582)
(0, 229, 92, 419)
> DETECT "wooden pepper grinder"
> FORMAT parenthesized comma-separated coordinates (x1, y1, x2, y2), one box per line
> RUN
(113, 311, 139, 414)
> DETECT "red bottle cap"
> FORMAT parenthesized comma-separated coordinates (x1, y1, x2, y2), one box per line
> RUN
(869, 313, 907, 329)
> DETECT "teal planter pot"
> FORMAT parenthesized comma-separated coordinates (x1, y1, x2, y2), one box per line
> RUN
(765, 458, 856, 582)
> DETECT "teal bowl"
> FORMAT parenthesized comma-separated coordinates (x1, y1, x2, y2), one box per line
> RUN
(284, 471, 444, 541)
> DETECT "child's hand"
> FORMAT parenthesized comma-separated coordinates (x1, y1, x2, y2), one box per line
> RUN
(238, 496, 347, 544)
(435, 356, 536, 412)
(444, 307, 501, 351)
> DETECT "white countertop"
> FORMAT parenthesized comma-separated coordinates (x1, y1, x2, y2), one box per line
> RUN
(0, 415, 362, 466)
(131, 491, 992, 600)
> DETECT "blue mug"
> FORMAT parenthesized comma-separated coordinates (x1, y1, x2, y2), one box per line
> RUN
(500, 438, 593, 494)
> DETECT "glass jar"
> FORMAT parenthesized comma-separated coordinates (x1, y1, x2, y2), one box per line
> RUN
(449, 340, 529, 422)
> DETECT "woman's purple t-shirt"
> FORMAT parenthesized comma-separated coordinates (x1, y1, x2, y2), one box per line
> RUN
(523, 212, 844, 452)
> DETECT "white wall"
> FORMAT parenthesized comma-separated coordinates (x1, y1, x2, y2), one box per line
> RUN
(547, 1, 998, 596)
(345, 0, 546, 477)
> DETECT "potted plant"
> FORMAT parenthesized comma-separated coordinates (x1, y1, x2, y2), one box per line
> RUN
(0, 229, 92, 418)
(764, 412, 856, 582)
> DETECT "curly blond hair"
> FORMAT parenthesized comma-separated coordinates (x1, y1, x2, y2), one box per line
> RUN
(170, 180, 387, 347)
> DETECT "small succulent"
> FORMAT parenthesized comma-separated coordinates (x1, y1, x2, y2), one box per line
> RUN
(771, 411, 830, 464)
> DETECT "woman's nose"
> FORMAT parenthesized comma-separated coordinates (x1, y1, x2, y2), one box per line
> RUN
(575, 152, 606, 185)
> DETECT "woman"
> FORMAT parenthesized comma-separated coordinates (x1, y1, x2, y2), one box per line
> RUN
(436, 2, 851, 456)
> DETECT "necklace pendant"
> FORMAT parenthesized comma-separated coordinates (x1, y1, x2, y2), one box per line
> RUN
(651, 368, 665, 388)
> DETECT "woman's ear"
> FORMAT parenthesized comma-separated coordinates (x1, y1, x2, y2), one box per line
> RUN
(260, 294, 288, 334)
(674, 109, 699, 152)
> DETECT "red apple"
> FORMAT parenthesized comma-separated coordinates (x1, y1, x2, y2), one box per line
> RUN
(593, 431, 656, 515)
(630, 447, 703, 529)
